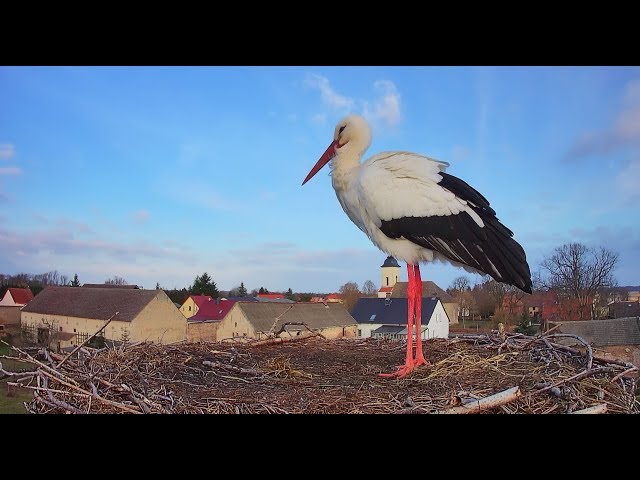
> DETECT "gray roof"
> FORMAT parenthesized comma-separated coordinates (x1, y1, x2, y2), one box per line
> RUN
(237, 302, 356, 334)
(21, 286, 162, 322)
(83, 284, 140, 289)
(255, 297, 295, 303)
(381, 256, 400, 268)
(351, 297, 444, 326)
(391, 281, 455, 303)
(372, 325, 405, 335)
(609, 302, 640, 318)
(553, 317, 640, 346)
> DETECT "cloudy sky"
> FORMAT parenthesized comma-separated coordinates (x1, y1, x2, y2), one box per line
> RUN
(1, 66, 638, 292)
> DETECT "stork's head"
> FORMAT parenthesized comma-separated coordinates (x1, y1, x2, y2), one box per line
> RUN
(302, 114, 372, 185)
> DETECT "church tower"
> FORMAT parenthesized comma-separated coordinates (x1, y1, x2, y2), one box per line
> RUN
(380, 256, 400, 296)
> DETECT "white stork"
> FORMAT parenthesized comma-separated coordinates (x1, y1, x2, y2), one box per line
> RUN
(302, 114, 532, 378)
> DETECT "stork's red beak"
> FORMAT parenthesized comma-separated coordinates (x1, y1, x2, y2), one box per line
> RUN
(302, 140, 339, 185)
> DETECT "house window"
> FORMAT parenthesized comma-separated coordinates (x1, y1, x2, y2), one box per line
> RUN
(188, 306, 191, 311)
(386, 276, 389, 286)
(235, 322, 237, 327)
(369, 314, 376, 321)
(59, 327, 63, 331)
(357, 329, 362, 337)
(73, 328, 76, 333)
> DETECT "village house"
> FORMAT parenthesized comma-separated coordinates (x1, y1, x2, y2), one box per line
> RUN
(186, 298, 237, 342)
(351, 297, 450, 340)
(373, 255, 459, 324)
(256, 292, 285, 300)
(180, 295, 213, 318)
(216, 301, 357, 341)
(21, 286, 187, 350)
(392, 281, 459, 325)
(0, 287, 34, 327)
(607, 301, 640, 319)
(551, 317, 640, 367)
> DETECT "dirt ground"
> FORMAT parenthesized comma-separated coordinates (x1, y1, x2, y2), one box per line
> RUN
(8, 335, 638, 414)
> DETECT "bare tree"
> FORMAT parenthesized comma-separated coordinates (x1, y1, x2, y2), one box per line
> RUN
(105, 276, 128, 285)
(448, 276, 473, 322)
(448, 276, 471, 293)
(361, 280, 378, 297)
(339, 281, 361, 313)
(539, 243, 618, 320)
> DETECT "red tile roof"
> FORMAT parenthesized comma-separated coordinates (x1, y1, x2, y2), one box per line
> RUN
(189, 295, 214, 308)
(8, 288, 34, 305)
(325, 293, 342, 300)
(189, 299, 236, 322)
(378, 287, 394, 293)
(256, 293, 284, 299)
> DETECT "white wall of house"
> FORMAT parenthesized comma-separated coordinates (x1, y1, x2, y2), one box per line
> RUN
(357, 323, 385, 338)
(423, 301, 449, 339)
(356, 301, 450, 339)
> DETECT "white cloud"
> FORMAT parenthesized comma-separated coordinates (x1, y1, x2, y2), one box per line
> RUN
(304, 73, 354, 111)
(363, 80, 402, 128)
(565, 78, 640, 160)
(0, 226, 195, 264)
(0, 166, 21, 176)
(310, 113, 327, 125)
(0, 144, 15, 160)
(305, 74, 403, 131)
(161, 181, 238, 212)
(616, 156, 640, 204)
(131, 209, 150, 225)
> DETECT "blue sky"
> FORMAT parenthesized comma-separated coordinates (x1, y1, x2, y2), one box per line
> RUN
(1, 66, 639, 292)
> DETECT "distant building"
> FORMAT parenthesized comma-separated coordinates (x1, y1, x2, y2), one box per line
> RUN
(351, 297, 449, 340)
(0, 287, 34, 307)
(392, 280, 459, 325)
(187, 298, 237, 342)
(378, 256, 400, 298)
(551, 317, 640, 367)
(256, 293, 285, 300)
(372, 256, 458, 324)
(0, 287, 34, 327)
(608, 301, 640, 319)
(180, 295, 214, 318)
(216, 301, 357, 341)
(21, 286, 187, 350)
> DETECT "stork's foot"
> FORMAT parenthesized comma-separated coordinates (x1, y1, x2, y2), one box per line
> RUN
(379, 363, 415, 378)
(413, 355, 431, 368)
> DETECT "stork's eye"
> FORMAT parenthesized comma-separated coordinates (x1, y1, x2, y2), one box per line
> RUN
(338, 126, 346, 134)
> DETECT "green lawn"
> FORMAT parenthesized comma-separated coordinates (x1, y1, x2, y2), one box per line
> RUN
(0, 340, 34, 414)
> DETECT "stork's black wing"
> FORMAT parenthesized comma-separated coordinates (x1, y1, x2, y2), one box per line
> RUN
(380, 173, 532, 293)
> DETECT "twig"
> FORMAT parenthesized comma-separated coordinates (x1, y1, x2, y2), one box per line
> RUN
(56, 311, 119, 368)
(531, 367, 615, 396)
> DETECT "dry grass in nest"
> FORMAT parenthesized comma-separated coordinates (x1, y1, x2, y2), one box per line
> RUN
(1, 331, 638, 414)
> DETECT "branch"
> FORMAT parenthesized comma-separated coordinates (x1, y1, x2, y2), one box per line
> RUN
(433, 387, 521, 414)
(569, 404, 607, 414)
(56, 311, 119, 368)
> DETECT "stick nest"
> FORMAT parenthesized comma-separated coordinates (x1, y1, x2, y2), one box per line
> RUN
(2, 332, 638, 414)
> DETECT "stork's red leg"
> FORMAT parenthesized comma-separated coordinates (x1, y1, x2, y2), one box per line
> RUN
(413, 264, 429, 367)
(380, 263, 416, 378)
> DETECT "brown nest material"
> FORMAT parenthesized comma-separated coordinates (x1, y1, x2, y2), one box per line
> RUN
(2, 331, 638, 414)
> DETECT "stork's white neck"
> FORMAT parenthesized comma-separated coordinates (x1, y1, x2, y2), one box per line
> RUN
(330, 143, 364, 177)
